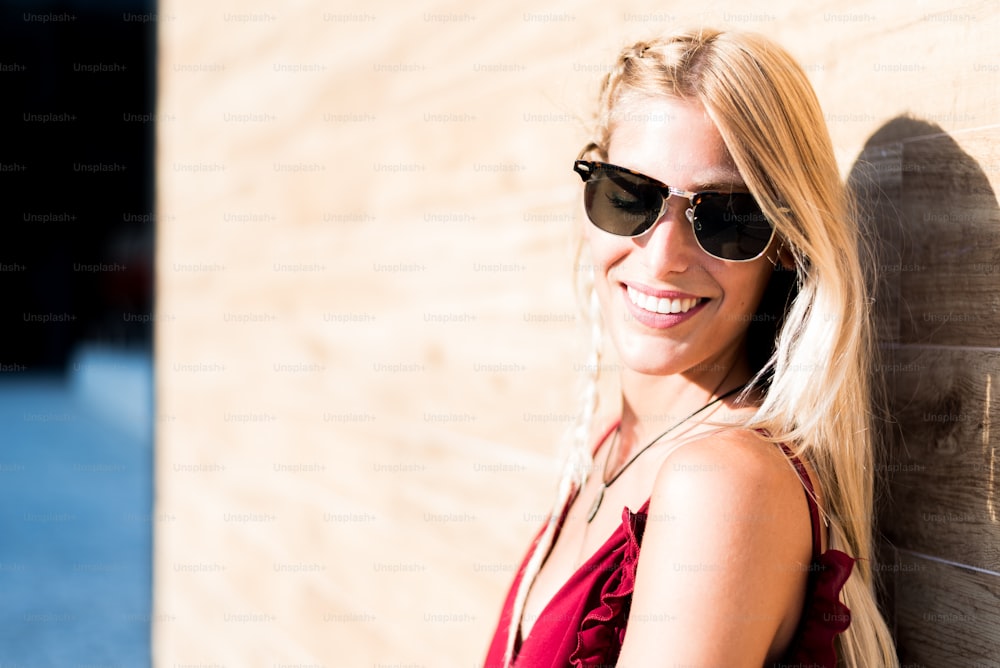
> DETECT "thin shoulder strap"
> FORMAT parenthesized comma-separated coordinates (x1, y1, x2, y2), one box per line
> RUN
(777, 443, 822, 559)
(591, 419, 621, 457)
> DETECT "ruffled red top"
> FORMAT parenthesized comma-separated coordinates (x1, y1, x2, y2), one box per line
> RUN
(482, 430, 855, 668)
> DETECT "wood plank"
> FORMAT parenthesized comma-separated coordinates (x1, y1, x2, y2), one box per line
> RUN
(874, 539, 899, 637)
(879, 346, 1000, 571)
(783, 2, 1000, 163)
(893, 551, 1000, 667)
(852, 126, 1000, 348)
(897, 128, 1000, 346)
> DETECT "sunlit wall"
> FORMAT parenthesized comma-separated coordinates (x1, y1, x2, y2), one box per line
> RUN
(156, 2, 1000, 666)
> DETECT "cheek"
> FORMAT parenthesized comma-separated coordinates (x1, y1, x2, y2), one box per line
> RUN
(581, 223, 602, 263)
(583, 225, 628, 274)
(730, 264, 774, 311)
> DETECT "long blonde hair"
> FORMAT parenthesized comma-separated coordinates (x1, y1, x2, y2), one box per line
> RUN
(505, 28, 898, 667)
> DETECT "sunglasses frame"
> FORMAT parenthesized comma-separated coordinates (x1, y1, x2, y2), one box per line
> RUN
(573, 158, 779, 263)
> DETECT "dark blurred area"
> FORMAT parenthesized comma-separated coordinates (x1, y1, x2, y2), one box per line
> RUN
(0, 1, 156, 665)
(1, 0, 155, 372)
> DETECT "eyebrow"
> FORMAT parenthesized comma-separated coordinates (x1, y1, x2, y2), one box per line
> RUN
(608, 160, 750, 193)
(695, 180, 750, 193)
(684, 168, 747, 192)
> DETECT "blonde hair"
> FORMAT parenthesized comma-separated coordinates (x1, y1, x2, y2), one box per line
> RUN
(505, 28, 898, 667)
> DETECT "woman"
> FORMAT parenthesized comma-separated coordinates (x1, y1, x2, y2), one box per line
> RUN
(482, 29, 898, 667)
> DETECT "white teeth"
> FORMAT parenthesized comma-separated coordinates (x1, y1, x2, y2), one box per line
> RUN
(627, 286, 701, 315)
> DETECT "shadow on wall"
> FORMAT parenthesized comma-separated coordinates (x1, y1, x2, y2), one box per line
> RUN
(848, 116, 1000, 666)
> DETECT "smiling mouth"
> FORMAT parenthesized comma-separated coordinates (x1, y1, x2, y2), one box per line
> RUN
(626, 285, 704, 315)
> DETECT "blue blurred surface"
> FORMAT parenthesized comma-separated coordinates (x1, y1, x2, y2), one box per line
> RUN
(0, 347, 152, 666)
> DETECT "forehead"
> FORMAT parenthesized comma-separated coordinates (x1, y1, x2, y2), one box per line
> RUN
(606, 96, 743, 188)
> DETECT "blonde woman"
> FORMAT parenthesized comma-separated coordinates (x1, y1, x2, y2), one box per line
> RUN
(482, 29, 898, 668)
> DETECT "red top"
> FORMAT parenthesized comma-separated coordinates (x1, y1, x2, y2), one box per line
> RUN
(482, 426, 855, 668)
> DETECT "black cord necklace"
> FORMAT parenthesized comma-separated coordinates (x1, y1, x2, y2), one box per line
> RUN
(585, 383, 747, 523)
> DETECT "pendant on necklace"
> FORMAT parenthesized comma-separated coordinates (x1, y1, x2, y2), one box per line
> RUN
(586, 484, 605, 523)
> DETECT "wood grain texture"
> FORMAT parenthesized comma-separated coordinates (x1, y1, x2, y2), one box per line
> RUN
(893, 551, 1000, 667)
(852, 127, 1000, 348)
(880, 346, 1000, 571)
(898, 130, 1000, 346)
(847, 21, 1000, 664)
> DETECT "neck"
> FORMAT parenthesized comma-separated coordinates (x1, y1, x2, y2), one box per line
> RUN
(615, 352, 753, 462)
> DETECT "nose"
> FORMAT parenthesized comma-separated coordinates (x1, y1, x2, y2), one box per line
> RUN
(636, 195, 699, 273)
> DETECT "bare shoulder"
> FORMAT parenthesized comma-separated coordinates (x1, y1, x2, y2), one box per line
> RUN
(647, 428, 815, 558)
(651, 428, 808, 510)
(617, 428, 814, 665)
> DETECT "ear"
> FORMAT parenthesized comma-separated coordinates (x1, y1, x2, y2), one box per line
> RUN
(770, 238, 795, 271)
(776, 243, 795, 271)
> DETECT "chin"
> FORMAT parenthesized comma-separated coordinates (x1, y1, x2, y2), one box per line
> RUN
(614, 338, 690, 377)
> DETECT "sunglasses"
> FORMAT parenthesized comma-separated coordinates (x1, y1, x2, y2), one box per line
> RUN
(573, 159, 778, 262)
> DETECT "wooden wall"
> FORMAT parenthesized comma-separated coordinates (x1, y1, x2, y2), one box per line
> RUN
(155, 1, 1000, 665)
(857, 119, 1000, 663)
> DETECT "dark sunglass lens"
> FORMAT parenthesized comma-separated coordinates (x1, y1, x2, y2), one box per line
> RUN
(583, 169, 662, 236)
(691, 193, 772, 260)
